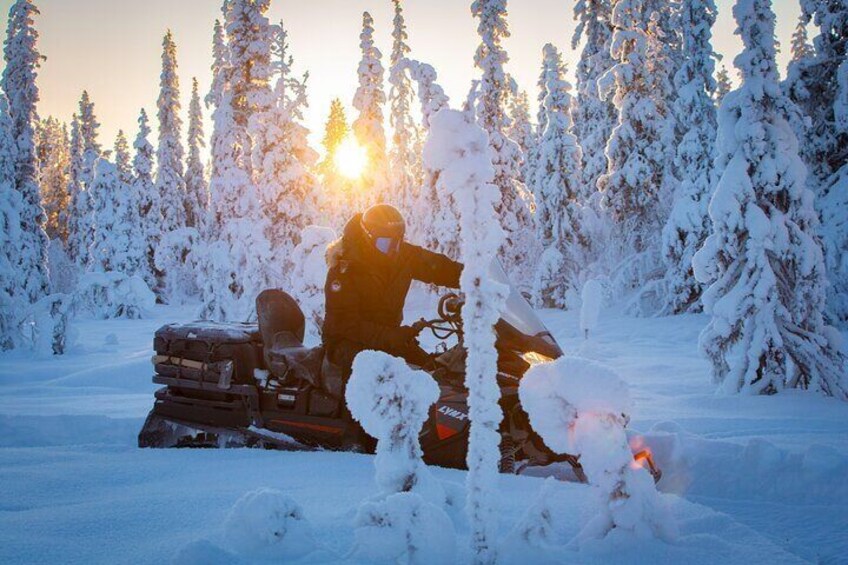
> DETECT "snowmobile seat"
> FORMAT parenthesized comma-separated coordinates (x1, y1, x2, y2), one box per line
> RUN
(265, 331, 324, 387)
(256, 289, 305, 348)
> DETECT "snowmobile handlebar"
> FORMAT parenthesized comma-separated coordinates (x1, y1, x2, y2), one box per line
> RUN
(438, 293, 464, 321)
(415, 316, 462, 341)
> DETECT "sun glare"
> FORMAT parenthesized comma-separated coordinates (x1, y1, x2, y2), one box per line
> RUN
(334, 137, 368, 180)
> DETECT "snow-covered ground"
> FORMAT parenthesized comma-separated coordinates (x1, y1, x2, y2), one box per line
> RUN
(1, 298, 846, 563)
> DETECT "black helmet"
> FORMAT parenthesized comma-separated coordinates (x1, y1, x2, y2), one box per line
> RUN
(360, 203, 405, 257)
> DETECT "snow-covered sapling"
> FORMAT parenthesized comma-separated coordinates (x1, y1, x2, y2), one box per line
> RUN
(347, 350, 442, 499)
(223, 488, 316, 561)
(519, 356, 676, 543)
(423, 103, 508, 564)
(580, 279, 604, 339)
(347, 351, 456, 564)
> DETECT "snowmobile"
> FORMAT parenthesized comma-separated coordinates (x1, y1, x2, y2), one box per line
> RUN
(138, 263, 661, 484)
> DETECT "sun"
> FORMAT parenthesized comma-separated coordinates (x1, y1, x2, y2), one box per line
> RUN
(334, 137, 368, 180)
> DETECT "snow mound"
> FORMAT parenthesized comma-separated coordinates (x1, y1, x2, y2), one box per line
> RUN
(223, 488, 316, 561)
(353, 492, 456, 564)
(520, 356, 675, 543)
(172, 539, 237, 565)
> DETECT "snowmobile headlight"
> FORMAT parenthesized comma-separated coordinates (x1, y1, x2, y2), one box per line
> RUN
(521, 352, 553, 367)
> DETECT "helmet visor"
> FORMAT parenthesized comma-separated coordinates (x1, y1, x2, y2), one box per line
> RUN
(374, 237, 400, 256)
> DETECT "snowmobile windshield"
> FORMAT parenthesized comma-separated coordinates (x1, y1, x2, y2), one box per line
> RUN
(488, 261, 564, 359)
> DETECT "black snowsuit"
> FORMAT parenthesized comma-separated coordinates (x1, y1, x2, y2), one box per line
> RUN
(322, 214, 462, 372)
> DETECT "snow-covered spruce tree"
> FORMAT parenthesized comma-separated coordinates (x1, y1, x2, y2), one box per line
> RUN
(226, 0, 274, 177)
(714, 65, 733, 106)
(206, 18, 228, 111)
(0, 95, 21, 349)
(506, 89, 534, 186)
(790, 11, 815, 64)
(200, 88, 274, 322)
(388, 0, 420, 214)
(113, 130, 131, 186)
(353, 11, 389, 205)
(597, 0, 675, 295)
(659, 0, 717, 314)
(404, 59, 460, 258)
(571, 0, 616, 204)
(64, 114, 87, 266)
(405, 60, 451, 131)
(77, 90, 100, 190)
(693, 0, 848, 399)
(2, 0, 48, 306)
(132, 108, 157, 290)
(89, 157, 130, 274)
(154, 30, 189, 300)
(317, 98, 354, 229)
(35, 117, 70, 242)
(185, 78, 208, 231)
(471, 0, 538, 288)
(318, 98, 349, 178)
(253, 19, 320, 275)
(155, 30, 186, 237)
(93, 134, 146, 280)
(66, 92, 100, 269)
(532, 44, 586, 309)
(424, 104, 508, 565)
(784, 0, 848, 325)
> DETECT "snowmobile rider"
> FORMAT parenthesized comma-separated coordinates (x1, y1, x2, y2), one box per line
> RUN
(322, 204, 463, 374)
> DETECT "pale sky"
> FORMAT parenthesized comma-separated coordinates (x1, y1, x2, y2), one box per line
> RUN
(0, 0, 801, 154)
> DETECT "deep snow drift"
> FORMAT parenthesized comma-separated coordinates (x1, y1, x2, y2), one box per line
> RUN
(1, 297, 846, 563)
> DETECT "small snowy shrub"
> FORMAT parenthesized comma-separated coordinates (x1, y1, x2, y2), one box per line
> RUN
(347, 350, 443, 500)
(223, 488, 316, 561)
(580, 279, 604, 339)
(75, 272, 156, 320)
(30, 293, 74, 356)
(353, 492, 456, 565)
(289, 225, 336, 344)
(519, 356, 675, 543)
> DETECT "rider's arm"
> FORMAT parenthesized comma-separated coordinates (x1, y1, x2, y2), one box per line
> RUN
(408, 245, 463, 289)
(323, 269, 402, 351)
